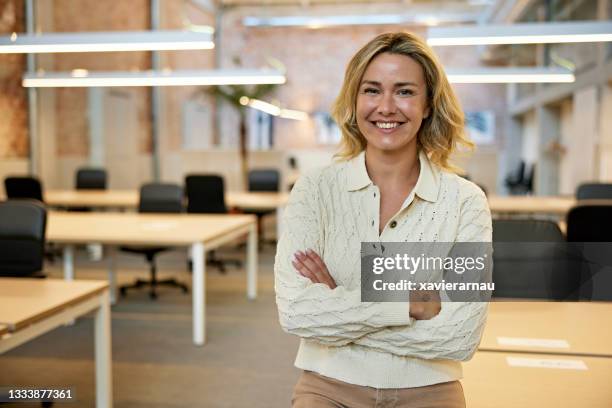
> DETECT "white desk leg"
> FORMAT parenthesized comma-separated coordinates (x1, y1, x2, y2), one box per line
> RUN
(192, 242, 206, 346)
(94, 291, 113, 408)
(63, 245, 74, 281)
(106, 246, 117, 305)
(247, 223, 258, 300)
(276, 206, 284, 241)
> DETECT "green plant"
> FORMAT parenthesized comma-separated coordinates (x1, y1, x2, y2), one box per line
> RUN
(203, 57, 283, 188)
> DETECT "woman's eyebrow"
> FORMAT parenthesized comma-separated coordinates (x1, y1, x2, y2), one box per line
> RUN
(360, 80, 419, 87)
(361, 80, 381, 86)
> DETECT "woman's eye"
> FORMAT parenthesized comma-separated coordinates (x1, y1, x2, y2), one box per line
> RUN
(363, 88, 379, 94)
(398, 89, 415, 96)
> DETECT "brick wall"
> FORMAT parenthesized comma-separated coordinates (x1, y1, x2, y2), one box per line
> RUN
(52, 0, 151, 157)
(0, 0, 27, 159)
(219, 7, 507, 153)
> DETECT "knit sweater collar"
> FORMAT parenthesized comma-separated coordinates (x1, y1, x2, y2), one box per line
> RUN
(346, 150, 440, 203)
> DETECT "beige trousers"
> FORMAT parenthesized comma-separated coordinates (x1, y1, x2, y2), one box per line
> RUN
(292, 371, 465, 408)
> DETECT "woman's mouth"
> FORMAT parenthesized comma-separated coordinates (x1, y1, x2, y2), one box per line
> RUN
(371, 121, 404, 131)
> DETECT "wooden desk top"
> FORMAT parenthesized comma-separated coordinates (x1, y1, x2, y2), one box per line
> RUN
(0, 278, 108, 332)
(480, 301, 612, 357)
(47, 211, 256, 246)
(226, 191, 289, 211)
(45, 190, 137, 208)
(463, 351, 612, 408)
(488, 195, 576, 215)
(39, 190, 289, 211)
(0, 324, 7, 336)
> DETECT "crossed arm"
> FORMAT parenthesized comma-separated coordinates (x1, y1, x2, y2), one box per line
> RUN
(275, 173, 491, 359)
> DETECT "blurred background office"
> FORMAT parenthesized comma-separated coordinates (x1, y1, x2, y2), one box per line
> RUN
(1, 1, 612, 407)
(0, 0, 609, 196)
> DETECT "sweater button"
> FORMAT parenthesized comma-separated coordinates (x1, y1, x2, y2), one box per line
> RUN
(390, 220, 397, 228)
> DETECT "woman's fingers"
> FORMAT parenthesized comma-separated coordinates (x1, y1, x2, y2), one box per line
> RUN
(292, 250, 337, 289)
(304, 250, 337, 289)
(292, 257, 319, 283)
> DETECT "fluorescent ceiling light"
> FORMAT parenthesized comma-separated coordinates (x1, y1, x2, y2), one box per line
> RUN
(22, 70, 286, 88)
(445, 68, 574, 83)
(243, 13, 478, 28)
(428, 21, 612, 46)
(279, 109, 309, 121)
(0, 30, 214, 53)
(240, 97, 308, 120)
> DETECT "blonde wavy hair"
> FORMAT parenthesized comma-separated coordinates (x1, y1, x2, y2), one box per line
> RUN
(332, 31, 473, 171)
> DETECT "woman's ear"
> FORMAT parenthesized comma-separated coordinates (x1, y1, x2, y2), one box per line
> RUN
(423, 106, 431, 119)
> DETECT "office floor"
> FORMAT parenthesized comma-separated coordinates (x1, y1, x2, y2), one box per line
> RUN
(0, 241, 301, 407)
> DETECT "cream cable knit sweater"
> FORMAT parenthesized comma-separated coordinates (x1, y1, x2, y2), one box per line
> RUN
(274, 151, 492, 388)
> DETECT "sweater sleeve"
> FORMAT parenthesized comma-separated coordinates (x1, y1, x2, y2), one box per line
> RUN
(274, 170, 412, 346)
(352, 188, 492, 360)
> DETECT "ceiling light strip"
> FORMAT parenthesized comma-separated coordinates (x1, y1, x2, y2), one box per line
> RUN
(240, 97, 308, 120)
(22, 70, 286, 88)
(445, 68, 575, 83)
(243, 12, 479, 28)
(1, 30, 214, 54)
(428, 21, 612, 46)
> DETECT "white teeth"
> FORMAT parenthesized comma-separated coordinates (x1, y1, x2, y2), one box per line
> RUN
(376, 122, 399, 129)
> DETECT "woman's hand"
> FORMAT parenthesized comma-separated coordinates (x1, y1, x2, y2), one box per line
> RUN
(292, 250, 440, 320)
(409, 290, 441, 320)
(292, 249, 337, 289)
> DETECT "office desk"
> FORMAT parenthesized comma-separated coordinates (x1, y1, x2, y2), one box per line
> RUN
(488, 195, 576, 215)
(462, 351, 612, 408)
(0, 278, 112, 408)
(46, 211, 257, 345)
(480, 302, 612, 357)
(42, 190, 289, 211)
(42, 189, 289, 237)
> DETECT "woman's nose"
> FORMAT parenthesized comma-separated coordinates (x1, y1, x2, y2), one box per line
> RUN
(377, 94, 397, 115)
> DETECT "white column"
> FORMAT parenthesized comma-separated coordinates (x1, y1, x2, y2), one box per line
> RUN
(106, 246, 117, 305)
(94, 291, 113, 408)
(191, 242, 206, 345)
(247, 223, 258, 300)
(63, 245, 74, 280)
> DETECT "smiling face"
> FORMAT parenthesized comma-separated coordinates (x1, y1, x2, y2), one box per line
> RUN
(356, 52, 430, 157)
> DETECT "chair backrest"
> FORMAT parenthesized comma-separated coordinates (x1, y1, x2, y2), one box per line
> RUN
(492, 219, 578, 300)
(576, 183, 612, 200)
(184, 174, 227, 214)
(523, 163, 535, 192)
(4, 176, 44, 202)
(0, 200, 47, 277)
(138, 183, 183, 213)
(76, 168, 107, 190)
(567, 205, 612, 242)
(566, 205, 612, 300)
(248, 169, 280, 192)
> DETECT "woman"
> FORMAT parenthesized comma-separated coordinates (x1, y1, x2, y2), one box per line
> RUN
(275, 32, 491, 407)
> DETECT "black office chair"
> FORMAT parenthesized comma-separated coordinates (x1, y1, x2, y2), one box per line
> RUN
(119, 183, 188, 300)
(184, 174, 242, 273)
(492, 219, 579, 300)
(76, 168, 107, 190)
(566, 204, 612, 300)
(576, 183, 612, 200)
(4, 176, 44, 202)
(504, 161, 534, 195)
(247, 169, 280, 244)
(0, 200, 47, 278)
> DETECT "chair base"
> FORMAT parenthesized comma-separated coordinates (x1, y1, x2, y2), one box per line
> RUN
(119, 278, 188, 300)
(187, 256, 242, 274)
